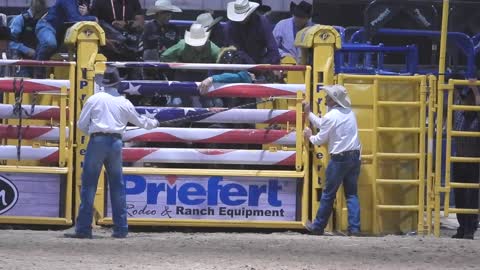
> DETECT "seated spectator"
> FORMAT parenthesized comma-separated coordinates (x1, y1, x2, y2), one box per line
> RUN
(9, 0, 48, 77)
(224, 0, 280, 65)
(160, 23, 220, 107)
(143, 0, 182, 82)
(9, 0, 47, 60)
(1, 13, 10, 87)
(143, 0, 181, 60)
(35, 0, 97, 61)
(273, 1, 313, 63)
(89, 0, 144, 61)
(195, 12, 224, 47)
(0, 13, 10, 52)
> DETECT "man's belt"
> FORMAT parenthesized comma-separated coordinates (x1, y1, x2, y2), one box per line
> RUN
(90, 132, 122, 139)
(331, 150, 360, 158)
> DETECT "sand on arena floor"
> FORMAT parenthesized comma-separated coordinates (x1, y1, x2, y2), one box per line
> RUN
(0, 222, 478, 270)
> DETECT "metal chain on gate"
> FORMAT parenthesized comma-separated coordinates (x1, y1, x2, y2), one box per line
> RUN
(13, 78, 24, 161)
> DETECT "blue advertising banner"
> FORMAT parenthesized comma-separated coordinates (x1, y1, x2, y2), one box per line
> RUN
(0, 173, 61, 217)
(106, 175, 298, 221)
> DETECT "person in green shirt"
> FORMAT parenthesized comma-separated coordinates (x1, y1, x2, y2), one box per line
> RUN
(160, 23, 220, 107)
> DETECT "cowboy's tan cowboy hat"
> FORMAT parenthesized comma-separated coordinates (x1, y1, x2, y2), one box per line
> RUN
(146, 0, 182, 16)
(321, 84, 352, 108)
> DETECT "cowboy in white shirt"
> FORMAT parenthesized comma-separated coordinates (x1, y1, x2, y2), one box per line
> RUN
(304, 84, 362, 236)
(65, 67, 159, 239)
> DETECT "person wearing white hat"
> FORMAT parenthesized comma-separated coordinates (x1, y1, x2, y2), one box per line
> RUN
(224, 0, 280, 64)
(160, 23, 221, 107)
(143, 0, 182, 79)
(195, 12, 225, 47)
(303, 84, 362, 236)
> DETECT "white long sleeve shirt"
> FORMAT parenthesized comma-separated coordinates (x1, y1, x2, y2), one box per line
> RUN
(77, 88, 159, 135)
(308, 107, 361, 154)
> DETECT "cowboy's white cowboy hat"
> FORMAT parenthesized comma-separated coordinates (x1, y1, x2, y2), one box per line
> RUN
(321, 84, 352, 108)
(185, 23, 210, 47)
(146, 0, 182, 16)
(227, 0, 259, 22)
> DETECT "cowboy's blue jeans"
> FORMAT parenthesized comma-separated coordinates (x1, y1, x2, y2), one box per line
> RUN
(75, 135, 128, 236)
(312, 151, 361, 233)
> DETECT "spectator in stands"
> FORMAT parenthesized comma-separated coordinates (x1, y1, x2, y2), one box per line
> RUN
(88, 0, 144, 62)
(0, 13, 10, 53)
(143, 0, 182, 82)
(64, 67, 159, 239)
(0, 13, 10, 90)
(224, 0, 281, 65)
(273, 1, 313, 63)
(451, 81, 480, 240)
(9, 0, 48, 61)
(160, 23, 220, 107)
(303, 85, 362, 236)
(35, 0, 97, 61)
(89, 0, 143, 32)
(143, 0, 181, 61)
(195, 12, 224, 48)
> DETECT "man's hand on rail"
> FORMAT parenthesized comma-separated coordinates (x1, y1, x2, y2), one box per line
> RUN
(303, 127, 312, 144)
(198, 77, 213, 95)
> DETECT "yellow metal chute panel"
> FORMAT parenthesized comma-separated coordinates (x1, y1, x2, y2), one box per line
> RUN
(0, 61, 76, 225)
(337, 75, 427, 235)
(64, 22, 107, 225)
(296, 25, 340, 230)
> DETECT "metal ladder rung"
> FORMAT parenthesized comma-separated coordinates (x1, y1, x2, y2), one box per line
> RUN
(376, 153, 420, 159)
(450, 182, 480, 189)
(451, 105, 480, 112)
(451, 131, 480, 137)
(376, 205, 419, 211)
(362, 154, 374, 160)
(450, 157, 480, 163)
(377, 101, 421, 107)
(447, 208, 480, 214)
(377, 127, 420, 133)
(376, 179, 420, 185)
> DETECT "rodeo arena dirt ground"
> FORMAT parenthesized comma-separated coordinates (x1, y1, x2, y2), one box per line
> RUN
(0, 216, 478, 270)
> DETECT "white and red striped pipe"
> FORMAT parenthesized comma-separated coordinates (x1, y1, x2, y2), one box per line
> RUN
(0, 146, 59, 163)
(0, 104, 62, 120)
(144, 108, 296, 124)
(0, 125, 68, 140)
(0, 79, 70, 93)
(123, 148, 296, 165)
(108, 62, 307, 71)
(0, 60, 74, 67)
(193, 109, 296, 124)
(124, 127, 296, 145)
(205, 83, 304, 97)
(0, 146, 295, 166)
(120, 81, 304, 98)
